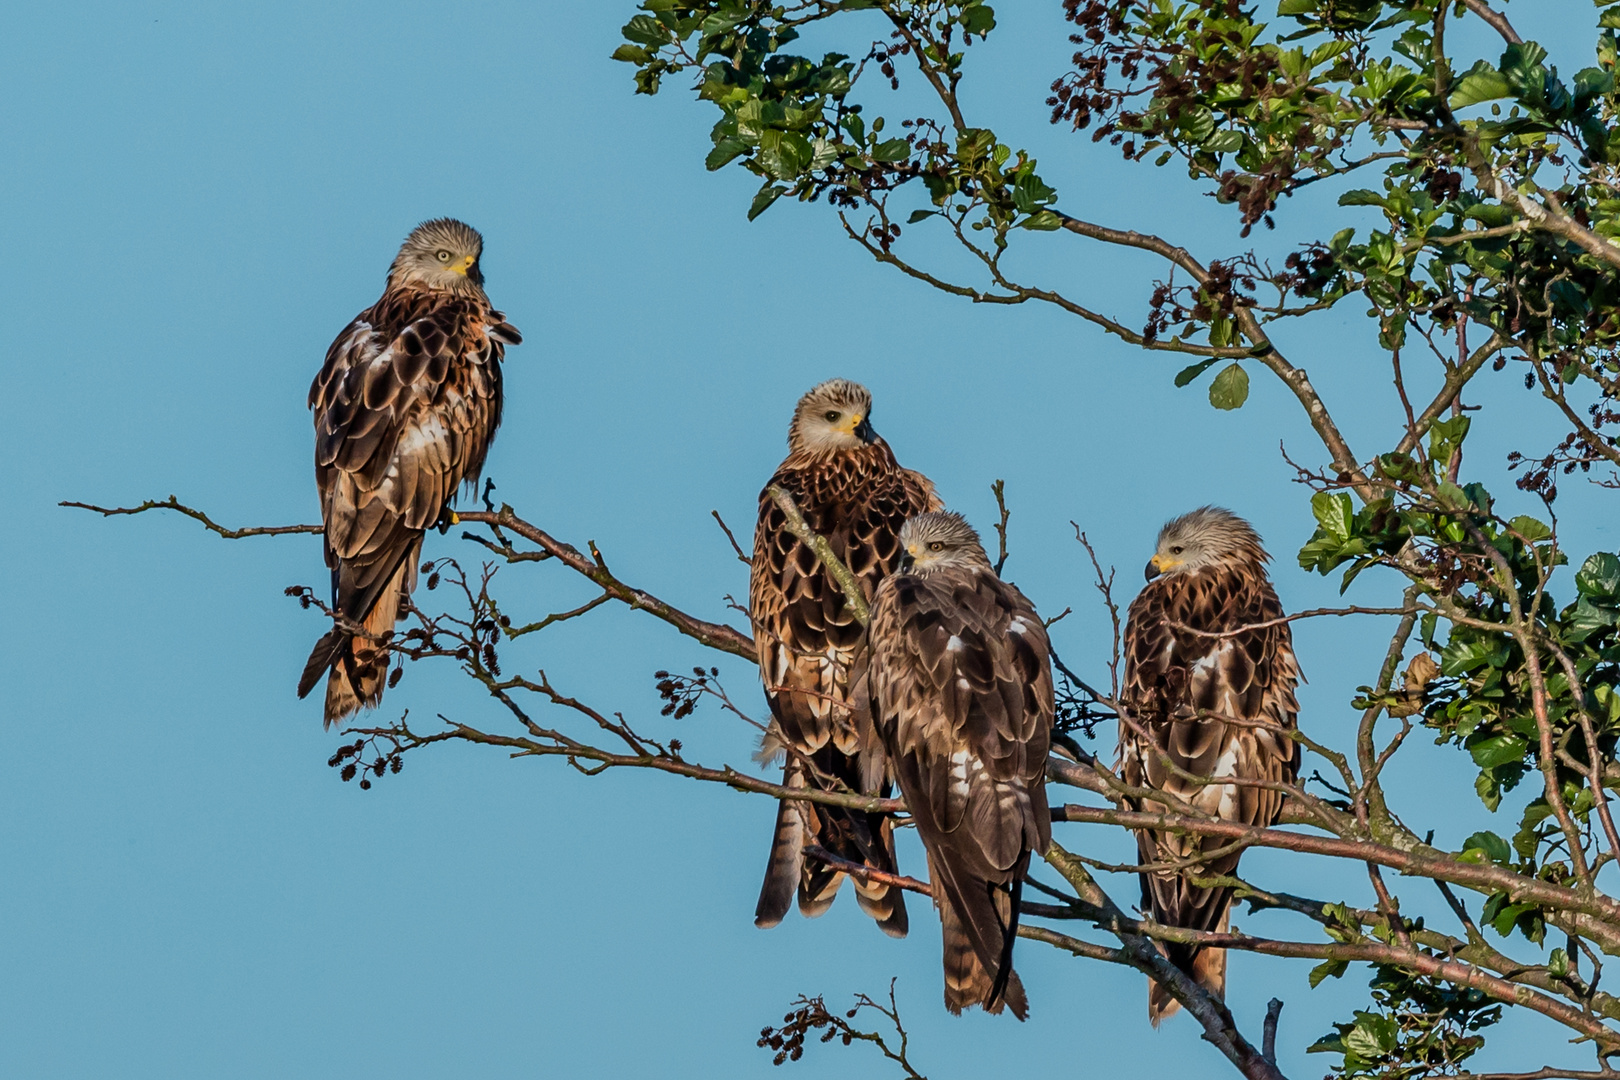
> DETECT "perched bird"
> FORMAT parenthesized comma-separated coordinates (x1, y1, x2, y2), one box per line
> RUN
(867, 512, 1053, 1020)
(1119, 507, 1300, 1023)
(750, 379, 940, 937)
(298, 219, 521, 726)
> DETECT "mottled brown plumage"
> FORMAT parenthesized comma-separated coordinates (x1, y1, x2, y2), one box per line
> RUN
(868, 512, 1053, 1020)
(1118, 507, 1300, 1023)
(750, 380, 940, 937)
(298, 219, 521, 726)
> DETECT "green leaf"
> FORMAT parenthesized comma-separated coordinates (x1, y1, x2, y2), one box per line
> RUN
(1311, 492, 1355, 542)
(1508, 515, 1552, 543)
(960, 2, 996, 35)
(1277, 0, 1318, 16)
(611, 43, 652, 64)
(1174, 359, 1218, 387)
(1338, 555, 1377, 595)
(1306, 1034, 1344, 1055)
(1476, 770, 1503, 811)
(1441, 635, 1494, 676)
(1470, 735, 1528, 769)
(705, 137, 748, 171)
(1577, 553, 1620, 601)
(621, 14, 669, 47)
(747, 184, 787, 221)
(1575, 66, 1615, 104)
(1208, 363, 1249, 410)
(1343, 1014, 1399, 1057)
(1338, 189, 1388, 207)
(1435, 479, 1473, 510)
(1567, 597, 1619, 639)
(1429, 415, 1471, 465)
(1309, 957, 1349, 987)
(1309, 40, 1353, 67)
(871, 138, 911, 163)
(1375, 452, 1421, 484)
(1549, 947, 1570, 977)
(1449, 65, 1513, 108)
(1461, 830, 1512, 865)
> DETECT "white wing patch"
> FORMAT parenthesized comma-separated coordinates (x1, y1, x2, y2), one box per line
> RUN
(1191, 645, 1227, 676)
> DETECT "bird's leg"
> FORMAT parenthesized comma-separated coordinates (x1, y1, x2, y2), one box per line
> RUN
(435, 507, 461, 535)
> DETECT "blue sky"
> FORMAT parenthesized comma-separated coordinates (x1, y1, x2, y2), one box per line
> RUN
(0, 2, 1607, 1077)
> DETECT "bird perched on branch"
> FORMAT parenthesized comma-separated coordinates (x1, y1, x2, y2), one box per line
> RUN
(1119, 507, 1300, 1023)
(867, 512, 1053, 1020)
(750, 379, 940, 938)
(298, 219, 521, 726)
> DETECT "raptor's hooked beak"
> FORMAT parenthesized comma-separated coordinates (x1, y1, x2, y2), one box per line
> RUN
(1145, 555, 1163, 581)
(450, 254, 476, 277)
(899, 546, 917, 572)
(854, 415, 876, 443)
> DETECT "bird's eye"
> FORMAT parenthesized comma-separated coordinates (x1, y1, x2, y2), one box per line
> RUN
(929, 541, 944, 552)
(1170, 546, 1184, 555)
(824, 411, 841, 422)
(436, 250, 452, 262)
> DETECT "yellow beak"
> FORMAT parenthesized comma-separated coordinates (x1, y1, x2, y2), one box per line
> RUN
(1146, 553, 1181, 580)
(450, 254, 475, 276)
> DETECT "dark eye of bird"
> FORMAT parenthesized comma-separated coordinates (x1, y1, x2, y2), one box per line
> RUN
(824, 411, 840, 422)
(929, 541, 944, 552)
(1170, 545, 1184, 554)
(436, 250, 452, 262)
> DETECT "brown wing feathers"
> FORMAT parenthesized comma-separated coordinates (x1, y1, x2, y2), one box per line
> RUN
(870, 557, 1053, 1020)
(299, 278, 516, 727)
(751, 425, 937, 937)
(1120, 544, 1300, 1023)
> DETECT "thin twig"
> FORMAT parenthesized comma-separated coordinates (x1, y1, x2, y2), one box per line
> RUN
(990, 479, 1011, 576)
(711, 509, 751, 565)
(61, 497, 323, 538)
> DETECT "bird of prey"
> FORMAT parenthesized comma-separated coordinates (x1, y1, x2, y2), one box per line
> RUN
(298, 219, 521, 726)
(750, 379, 941, 938)
(867, 512, 1053, 1020)
(1118, 507, 1300, 1023)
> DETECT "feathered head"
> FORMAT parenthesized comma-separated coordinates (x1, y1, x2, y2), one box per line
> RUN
(898, 511, 991, 575)
(787, 379, 878, 455)
(387, 218, 487, 294)
(1145, 506, 1268, 581)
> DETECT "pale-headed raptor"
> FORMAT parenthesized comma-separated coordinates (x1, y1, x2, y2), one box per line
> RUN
(298, 219, 521, 726)
(750, 379, 941, 937)
(1119, 507, 1300, 1023)
(867, 512, 1053, 1020)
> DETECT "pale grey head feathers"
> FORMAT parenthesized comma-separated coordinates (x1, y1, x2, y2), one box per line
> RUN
(388, 218, 486, 294)
(899, 511, 991, 575)
(787, 379, 878, 455)
(1147, 506, 1268, 581)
